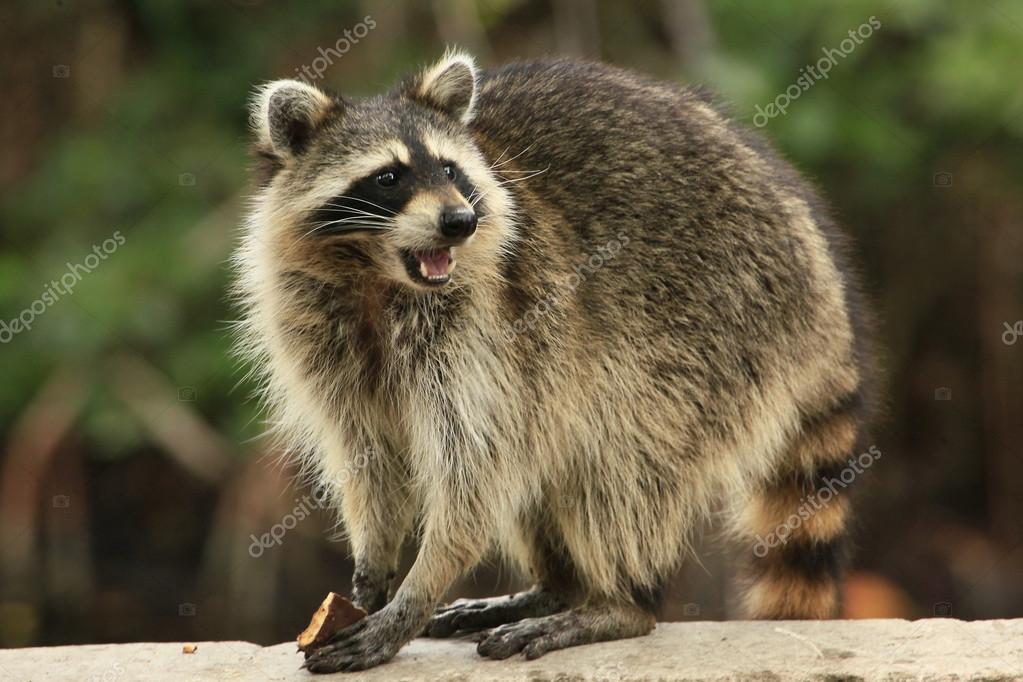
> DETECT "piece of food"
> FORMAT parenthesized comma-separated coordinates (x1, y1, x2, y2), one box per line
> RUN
(182, 643, 197, 654)
(296, 592, 366, 653)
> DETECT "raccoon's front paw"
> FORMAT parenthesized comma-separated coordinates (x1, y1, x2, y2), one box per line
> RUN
(302, 605, 409, 673)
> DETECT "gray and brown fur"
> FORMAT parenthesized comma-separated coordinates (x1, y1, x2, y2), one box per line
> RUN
(234, 52, 872, 673)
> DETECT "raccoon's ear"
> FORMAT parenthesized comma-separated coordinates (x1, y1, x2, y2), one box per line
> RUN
(250, 79, 340, 157)
(405, 50, 478, 123)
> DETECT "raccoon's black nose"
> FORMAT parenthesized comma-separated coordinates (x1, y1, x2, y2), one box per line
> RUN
(440, 207, 478, 240)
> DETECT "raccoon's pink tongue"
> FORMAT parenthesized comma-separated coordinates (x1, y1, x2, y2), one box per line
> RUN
(415, 248, 452, 279)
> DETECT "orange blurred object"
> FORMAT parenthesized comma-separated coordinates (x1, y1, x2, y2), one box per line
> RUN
(843, 571, 916, 619)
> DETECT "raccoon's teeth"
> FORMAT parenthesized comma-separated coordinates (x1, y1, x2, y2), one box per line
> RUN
(419, 261, 440, 280)
(415, 248, 453, 280)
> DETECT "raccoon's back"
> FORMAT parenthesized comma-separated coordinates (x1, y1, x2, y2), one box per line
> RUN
(471, 59, 862, 410)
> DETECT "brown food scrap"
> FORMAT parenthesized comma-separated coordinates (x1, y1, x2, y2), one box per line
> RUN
(182, 643, 197, 654)
(296, 592, 366, 653)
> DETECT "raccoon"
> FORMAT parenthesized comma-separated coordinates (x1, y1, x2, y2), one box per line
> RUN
(235, 51, 872, 673)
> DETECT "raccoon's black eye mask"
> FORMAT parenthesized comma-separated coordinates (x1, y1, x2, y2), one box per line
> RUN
(307, 158, 476, 237)
(307, 168, 411, 237)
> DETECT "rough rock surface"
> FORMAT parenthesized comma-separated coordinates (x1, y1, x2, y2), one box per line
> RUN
(1, 619, 1021, 681)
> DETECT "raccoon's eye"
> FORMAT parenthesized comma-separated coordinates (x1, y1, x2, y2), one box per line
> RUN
(442, 163, 457, 181)
(376, 169, 399, 187)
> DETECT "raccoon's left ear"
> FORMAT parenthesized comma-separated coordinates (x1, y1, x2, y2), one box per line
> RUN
(250, 79, 341, 158)
(404, 50, 478, 124)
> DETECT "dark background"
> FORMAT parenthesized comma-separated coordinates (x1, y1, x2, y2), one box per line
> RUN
(2, 0, 1021, 647)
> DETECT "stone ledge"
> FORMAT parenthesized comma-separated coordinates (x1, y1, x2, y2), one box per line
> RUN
(2, 619, 1021, 681)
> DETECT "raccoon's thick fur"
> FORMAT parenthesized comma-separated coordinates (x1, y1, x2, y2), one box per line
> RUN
(235, 52, 872, 673)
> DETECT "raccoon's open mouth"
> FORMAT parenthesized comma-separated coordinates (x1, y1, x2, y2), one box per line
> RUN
(401, 248, 456, 286)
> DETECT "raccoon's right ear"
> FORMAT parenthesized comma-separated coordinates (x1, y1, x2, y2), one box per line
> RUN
(250, 79, 341, 158)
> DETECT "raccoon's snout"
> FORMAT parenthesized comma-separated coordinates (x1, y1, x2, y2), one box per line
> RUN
(439, 207, 477, 241)
(395, 205, 475, 289)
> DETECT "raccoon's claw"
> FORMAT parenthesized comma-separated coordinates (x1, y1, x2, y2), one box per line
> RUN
(302, 609, 402, 673)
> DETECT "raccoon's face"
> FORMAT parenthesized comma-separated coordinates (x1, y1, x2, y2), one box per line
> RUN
(246, 53, 513, 294)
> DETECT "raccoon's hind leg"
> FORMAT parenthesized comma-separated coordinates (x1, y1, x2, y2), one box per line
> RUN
(473, 600, 656, 660)
(424, 516, 578, 638)
(736, 393, 865, 618)
(424, 587, 568, 638)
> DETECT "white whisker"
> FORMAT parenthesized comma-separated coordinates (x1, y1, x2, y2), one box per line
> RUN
(490, 142, 537, 170)
(320, 195, 397, 215)
(316, 206, 396, 221)
(470, 189, 490, 208)
(488, 145, 513, 169)
(496, 165, 549, 186)
(313, 220, 393, 228)
(302, 218, 394, 239)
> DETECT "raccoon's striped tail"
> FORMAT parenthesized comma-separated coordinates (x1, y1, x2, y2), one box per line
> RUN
(738, 395, 870, 619)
